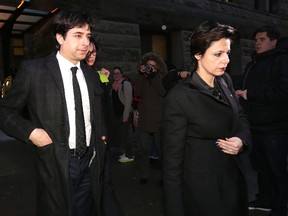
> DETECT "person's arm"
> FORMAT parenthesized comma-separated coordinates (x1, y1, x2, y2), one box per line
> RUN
(162, 69, 180, 91)
(223, 73, 251, 152)
(162, 69, 191, 92)
(162, 89, 187, 216)
(0, 62, 37, 143)
(122, 81, 133, 122)
(150, 74, 166, 97)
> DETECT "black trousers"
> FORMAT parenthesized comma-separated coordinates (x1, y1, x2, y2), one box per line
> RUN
(138, 132, 161, 178)
(69, 152, 93, 216)
(250, 133, 288, 216)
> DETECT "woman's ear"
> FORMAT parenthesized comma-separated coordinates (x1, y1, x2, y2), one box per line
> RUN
(194, 53, 202, 61)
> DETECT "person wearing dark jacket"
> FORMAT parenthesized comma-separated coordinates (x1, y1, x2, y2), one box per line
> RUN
(162, 68, 191, 92)
(83, 38, 124, 216)
(0, 9, 119, 216)
(162, 21, 250, 216)
(135, 52, 167, 184)
(236, 25, 288, 216)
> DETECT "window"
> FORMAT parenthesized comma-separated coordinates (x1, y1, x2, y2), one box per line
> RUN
(152, 35, 167, 61)
(140, 33, 168, 61)
(12, 38, 24, 56)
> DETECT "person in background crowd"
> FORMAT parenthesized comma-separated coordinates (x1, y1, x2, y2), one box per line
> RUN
(84, 37, 110, 79)
(162, 20, 250, 216)
(236, 25, 288, 216)
(135, 52, 167, 184)
(0, 9, 121, 216)
(162, 61, 191, 92)
(1, 67, 17, 98)
(83, 38, 112, 143)
(110, 66, 134, 163)
(83, 38, 124, 215)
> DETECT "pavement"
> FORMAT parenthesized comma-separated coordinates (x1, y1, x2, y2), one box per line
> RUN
(0, 130, 270, 216)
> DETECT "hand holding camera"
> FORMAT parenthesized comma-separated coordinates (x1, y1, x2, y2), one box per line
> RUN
(139, 63, 157, 78)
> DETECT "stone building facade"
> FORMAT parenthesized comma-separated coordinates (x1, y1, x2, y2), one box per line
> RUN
(1, 0, 288, 80)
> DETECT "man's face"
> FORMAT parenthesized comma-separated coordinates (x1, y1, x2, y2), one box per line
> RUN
(56, 24, 91, 64)
(255, 32, 277, 54)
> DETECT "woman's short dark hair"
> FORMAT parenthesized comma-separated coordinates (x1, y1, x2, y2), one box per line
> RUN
(89, 37, 99, 54)
(190, 21, 237, 71)
(113, 66, 123, 74)
(52, 8, 93, 49)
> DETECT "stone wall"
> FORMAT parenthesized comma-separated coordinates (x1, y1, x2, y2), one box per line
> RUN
(92, 20, 141, 76)
(2, 0, 288, 80)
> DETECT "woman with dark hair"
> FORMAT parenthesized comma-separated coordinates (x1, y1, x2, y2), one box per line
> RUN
(84, 37, 110, 78)
(162, 21, 250, 216)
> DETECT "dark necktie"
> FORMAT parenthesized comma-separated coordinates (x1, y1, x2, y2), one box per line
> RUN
(70, 66, 87, 158)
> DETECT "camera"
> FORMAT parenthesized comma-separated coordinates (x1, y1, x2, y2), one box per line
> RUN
(144, 63, 154, 74)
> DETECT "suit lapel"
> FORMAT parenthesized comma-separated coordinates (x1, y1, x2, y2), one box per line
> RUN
(216, 76, 238, 114)
(216, 76, 239, 134)
(46, 53, 70, 135)
(46, 53, 66, 99)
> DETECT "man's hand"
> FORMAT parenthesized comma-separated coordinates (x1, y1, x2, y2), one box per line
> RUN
(29, 128, 52, 147)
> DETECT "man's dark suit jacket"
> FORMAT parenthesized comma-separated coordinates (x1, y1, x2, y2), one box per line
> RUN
(0, 53, 122, 216)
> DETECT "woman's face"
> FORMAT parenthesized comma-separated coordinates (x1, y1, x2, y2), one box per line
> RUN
(85, 43, 97, 66)
(113, 68, 123, 81)
(196, 38, 231, 81)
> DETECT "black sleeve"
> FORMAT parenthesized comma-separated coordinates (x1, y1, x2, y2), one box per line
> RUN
(162, 69, 181, 92)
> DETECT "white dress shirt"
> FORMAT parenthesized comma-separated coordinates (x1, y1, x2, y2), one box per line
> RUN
(56, 52, 91, 149)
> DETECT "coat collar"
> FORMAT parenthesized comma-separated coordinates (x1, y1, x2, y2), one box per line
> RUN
(215, 75, 238, 115)
(45, 53, 102, 96)
(46, 53, 65, 97)
(184, 72, 239, 113)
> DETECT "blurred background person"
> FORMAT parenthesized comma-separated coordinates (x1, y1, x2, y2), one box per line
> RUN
(162, 21, 250, 216)
(162, 61, 191, 92)
(1, 67, 17, 98)
(111, 66, 134, 163)
(83, 38, 124, 215)
(83, 38, 114, 147)
(134, 52, 167, 184)
(236, 25, 288, 216)
(84, 37, 110, 80)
